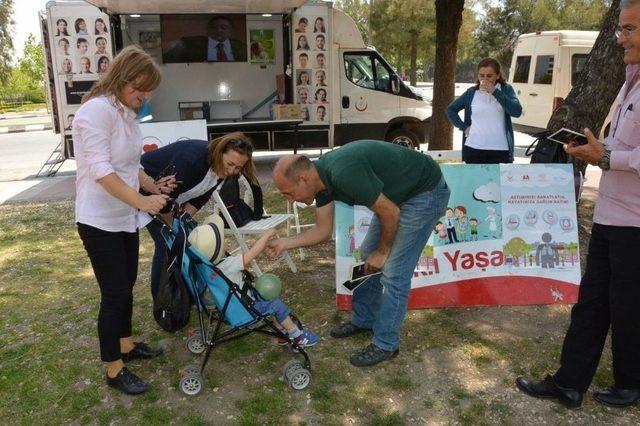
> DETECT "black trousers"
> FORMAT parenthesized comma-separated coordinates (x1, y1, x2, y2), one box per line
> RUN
(554, 223, 640, 392)
(77, 223, 139, 362)
(462, 145, 511, 164)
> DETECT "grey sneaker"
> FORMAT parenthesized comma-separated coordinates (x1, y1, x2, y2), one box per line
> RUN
(350, 343, 399, 367)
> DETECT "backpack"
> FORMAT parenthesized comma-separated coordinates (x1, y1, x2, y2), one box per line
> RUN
(153, 228, 192, 333)
(218, 177, 265, 228)
(525, 130, 568, 164)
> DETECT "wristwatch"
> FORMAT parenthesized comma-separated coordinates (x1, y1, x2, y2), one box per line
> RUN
(597, 149, 611, 171)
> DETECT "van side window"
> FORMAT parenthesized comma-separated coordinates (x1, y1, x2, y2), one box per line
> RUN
(344, 52, 392, 93)
(513, 56, 531, 83)
(533, 55, 554, 84)
(571, 54, 588, 85)
(373, 58, 391, 91)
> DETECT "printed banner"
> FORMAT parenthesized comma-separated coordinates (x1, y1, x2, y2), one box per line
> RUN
(48, 3, 113, 138)
(335, 163, 581, 309)
(292, 5, 330, 124)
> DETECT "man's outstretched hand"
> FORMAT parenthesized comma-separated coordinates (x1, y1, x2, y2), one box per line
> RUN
(265, 237, 288, 258)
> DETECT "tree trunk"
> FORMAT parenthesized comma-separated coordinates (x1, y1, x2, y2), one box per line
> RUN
(410, 29, 418, 86)
(368, 0, 374, 45)
(547, 0, 624, 188)
(429, 0, 465, 150)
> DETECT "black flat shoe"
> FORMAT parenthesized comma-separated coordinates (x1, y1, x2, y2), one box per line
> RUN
(350, 343, 399, 367)
(121, 342, 164, 362)
(516, 375, 582, 409)
(594, 387, 640, 408)
(329, 322, 372, 338)
(106, 367, 149, 395)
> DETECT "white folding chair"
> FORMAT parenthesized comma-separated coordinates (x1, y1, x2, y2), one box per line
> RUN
(286, 201, 316, 260)
(211, 176, 296, 275)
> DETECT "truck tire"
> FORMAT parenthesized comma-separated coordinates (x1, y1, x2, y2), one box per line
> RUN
(386, 128, 420, 149)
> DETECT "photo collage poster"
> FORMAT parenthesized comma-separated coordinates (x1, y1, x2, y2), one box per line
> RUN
(50, 5, 113, 135)
(292, 5, 329, 124)
(334, 163, 582, 310)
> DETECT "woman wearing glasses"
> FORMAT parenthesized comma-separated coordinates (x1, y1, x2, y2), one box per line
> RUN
(140, 132, 257, 297)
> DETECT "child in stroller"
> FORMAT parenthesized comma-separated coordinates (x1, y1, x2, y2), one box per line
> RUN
(196, 220, 319, 347)
(162, 212, 317, 395)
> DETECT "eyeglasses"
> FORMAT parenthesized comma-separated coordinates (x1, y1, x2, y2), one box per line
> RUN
(615, 25, 640, 38)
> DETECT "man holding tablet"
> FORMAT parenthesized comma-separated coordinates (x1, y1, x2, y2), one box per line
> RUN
(516, 0, 640, 409)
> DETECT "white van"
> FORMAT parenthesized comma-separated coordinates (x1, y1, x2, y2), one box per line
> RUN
(508, 31, 598, 133)
(43, 0, 431, 158)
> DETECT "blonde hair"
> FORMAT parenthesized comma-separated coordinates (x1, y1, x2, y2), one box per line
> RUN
(82, 45, 161, 107)
(207, 132, 257, 184)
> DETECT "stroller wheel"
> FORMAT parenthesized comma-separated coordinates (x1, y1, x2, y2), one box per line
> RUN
(180, 373, 204, 396)
(180, 364, 201, 376)
(282, 359, 304, 378)
(187, 335, 205, 354)
(287, 367, 311, 390)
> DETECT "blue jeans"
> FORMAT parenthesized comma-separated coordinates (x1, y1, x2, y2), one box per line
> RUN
(254, 298, 291, 323)
(146, 219, 165, 298)
(352, 177, 450, 351)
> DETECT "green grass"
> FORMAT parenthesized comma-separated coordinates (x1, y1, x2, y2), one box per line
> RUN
(0, 190, 637, 424)
(0, 102, 47, 114)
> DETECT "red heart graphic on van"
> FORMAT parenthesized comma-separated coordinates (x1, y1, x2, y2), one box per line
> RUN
(143, 143, 158, 152)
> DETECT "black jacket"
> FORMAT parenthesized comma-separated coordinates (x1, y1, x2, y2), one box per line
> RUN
(141, 139, 220, 210)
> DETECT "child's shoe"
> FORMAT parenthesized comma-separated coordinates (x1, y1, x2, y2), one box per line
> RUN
(293, 330, 319, 348)
(277, 335, 290, 346)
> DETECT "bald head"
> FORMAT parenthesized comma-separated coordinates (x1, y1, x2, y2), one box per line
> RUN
(273, 154, 321, 205)
(274, 154, 314, 182)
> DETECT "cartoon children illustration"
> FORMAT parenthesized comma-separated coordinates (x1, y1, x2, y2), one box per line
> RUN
(536, 232, 558, 268)
(444, 207, 458, 244)
(353, 248, 362, 262)
(485, 206, 500, 238)
(469, 218, 479, 241)
(434, 221, 447, 244)
(454, 205, 469, 242)
(347, 224, 356, 255)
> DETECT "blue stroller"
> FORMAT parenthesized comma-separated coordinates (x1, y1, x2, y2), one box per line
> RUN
(159, 213, 312, 396)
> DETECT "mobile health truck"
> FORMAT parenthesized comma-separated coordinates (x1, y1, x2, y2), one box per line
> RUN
(42, 0, 432, 158)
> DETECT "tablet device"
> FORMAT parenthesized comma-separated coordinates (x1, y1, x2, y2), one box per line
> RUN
(342, 262, 382, 291)
(548, 128, 588, 146)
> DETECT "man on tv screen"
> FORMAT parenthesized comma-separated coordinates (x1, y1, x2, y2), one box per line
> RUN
(163, 15, 247, 63)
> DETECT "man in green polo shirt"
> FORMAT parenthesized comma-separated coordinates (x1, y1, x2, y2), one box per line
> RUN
(268, 140, 450, 366)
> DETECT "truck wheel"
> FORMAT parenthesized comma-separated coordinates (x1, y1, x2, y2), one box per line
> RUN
(386, 128, 420, 149)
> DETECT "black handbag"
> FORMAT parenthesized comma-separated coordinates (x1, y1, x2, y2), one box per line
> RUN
(218, 177, 265, 227)
(152, 228, 192, 333)
(525, 130, 568, 164)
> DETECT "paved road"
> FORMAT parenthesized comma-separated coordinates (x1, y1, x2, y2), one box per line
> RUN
(0, 127, 600, 206)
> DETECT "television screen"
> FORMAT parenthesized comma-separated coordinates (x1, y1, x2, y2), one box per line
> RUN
(161, 14, 247, 63)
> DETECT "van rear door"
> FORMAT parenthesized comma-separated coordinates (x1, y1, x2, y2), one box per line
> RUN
(511, 53, 533, 125)
(525, 51, 556, 129)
